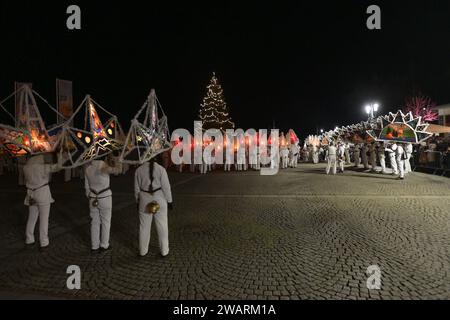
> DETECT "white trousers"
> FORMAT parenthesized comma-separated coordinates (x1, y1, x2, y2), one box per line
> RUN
(379, 155, 387, 173)
(339, 159, 345, 172)
(389, 155, 398, 174)
(139, 208, 169, 256)
(26, 204, 51, 247)
(398, 159, 405, 178)
(361, 153, 369, 169)
(354, 153, 361, 167)
(312, 154, 319, 164)
(370, 153, 377, 171)
(289, 157, 297, 168)
(326, 156, 337, 175)
(89, 197, 112, 250)
(282, 156, 289, 169)
(405, 154, 412, 173)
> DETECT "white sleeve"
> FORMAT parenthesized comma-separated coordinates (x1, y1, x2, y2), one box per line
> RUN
(134, 169, 140, 203)
(84, 171, 90, 198)
(161, 168, 173, 204)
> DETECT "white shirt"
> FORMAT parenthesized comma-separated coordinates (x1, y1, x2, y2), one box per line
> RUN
(23, 156, 59, 205)
(396, 145, 405, 158)
(338, 146, 345, 158)
(327, 146, 337, 157)
(84, 160, 121, 198)
(406, 143, 413, 154)
(134, 162, 172, 204)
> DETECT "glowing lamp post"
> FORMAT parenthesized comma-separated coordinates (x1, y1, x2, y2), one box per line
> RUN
(365, 103, 379, 121)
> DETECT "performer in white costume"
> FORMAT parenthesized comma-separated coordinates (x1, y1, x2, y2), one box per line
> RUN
(312, 145, 319, 164)
(386, 143, 398, 175)
(354, 144, 361, 167)
(396, 143, 406, 180)
(361, 143, 369, 170)
(337, 143, 346, 173)
(84, 156, 122, 252)
(377, 142, 388, 174)
(289, 142, 299, 168)
(249, 144, 258, 170)
(23, 154, 62, 249)
(135, 159, 173, 257)
(405, 143, 413, 174)
(344, 143, 351, 165)
(369, 142, 377, 172)
(325, 143, 337, 175)
(280, 146, 289, 169)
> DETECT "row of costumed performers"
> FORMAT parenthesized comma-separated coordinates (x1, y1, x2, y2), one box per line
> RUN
(0, 85, 173, 257)
(172, 129, 301, 174)
(303, 110, 435, 180)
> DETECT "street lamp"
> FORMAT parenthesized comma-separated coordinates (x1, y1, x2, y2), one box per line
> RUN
(365, 103, 380, 120)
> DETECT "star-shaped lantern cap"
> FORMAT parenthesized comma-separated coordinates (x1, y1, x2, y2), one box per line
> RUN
(287, 129, 300, 146)
(58, 95, 125, 168)
(120, 89, 171, 164)
(366, 110, 433, 143)
(0, 84, 64, 157)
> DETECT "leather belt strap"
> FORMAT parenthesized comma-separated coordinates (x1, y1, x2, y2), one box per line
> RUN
(140, 187, 162, 195)
(89, 187, 111, 199)
(27, 183, 49, 192)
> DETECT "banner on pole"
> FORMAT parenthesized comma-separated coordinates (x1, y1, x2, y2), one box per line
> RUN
(56, 79, 73, 124)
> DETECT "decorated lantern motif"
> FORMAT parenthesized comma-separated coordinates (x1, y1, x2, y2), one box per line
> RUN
(58, 95, 124, 168)
(366, 110, 432, 144)
(324, 110, 433, 146)
(0, 85, 64, 157)
(120, 89, 171, 164)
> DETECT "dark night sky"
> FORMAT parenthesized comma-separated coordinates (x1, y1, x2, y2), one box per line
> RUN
(1, 0, 450, 137)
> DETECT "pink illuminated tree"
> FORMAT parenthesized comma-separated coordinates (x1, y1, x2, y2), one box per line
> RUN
(403, 94, 439, 122)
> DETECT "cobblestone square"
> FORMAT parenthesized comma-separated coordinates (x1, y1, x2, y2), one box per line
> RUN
(0, 164, 449, 300)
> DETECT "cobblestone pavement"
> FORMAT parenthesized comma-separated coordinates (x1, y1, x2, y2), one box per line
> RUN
(0, 164, 449, 300)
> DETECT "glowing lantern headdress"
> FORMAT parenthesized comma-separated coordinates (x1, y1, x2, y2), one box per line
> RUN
(120, 89, 171, 164)
(287, 129, 299, 145)
(58, 95, 124, 168)
(0, 85, 64, 157)
(322, 110, 433, 145)
(366, 110, 432, 144)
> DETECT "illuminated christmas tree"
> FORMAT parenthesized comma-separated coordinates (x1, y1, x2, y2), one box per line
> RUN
(199, 73, 235, 131)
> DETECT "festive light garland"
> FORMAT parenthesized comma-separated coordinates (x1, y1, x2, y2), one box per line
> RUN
(199, 73, 235, 131)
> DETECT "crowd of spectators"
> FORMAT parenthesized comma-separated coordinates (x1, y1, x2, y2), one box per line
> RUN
(413, 135, 450, 173)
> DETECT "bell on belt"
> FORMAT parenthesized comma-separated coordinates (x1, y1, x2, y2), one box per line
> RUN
(92, 199, 99, 207)
(146, 201, 160, 214)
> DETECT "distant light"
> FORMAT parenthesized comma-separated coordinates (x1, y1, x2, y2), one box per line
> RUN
(365, 105, 371, 114)
(374, 103, 379, 112)
(320, 129, 324, 133)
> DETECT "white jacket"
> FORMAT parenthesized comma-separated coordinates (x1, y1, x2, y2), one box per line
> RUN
(135, 162, 173, 212)
(23, 155, 59, 206)
(84, 160, 121, 198)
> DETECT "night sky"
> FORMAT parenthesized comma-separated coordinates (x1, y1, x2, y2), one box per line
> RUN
(1, 0, 450, 138)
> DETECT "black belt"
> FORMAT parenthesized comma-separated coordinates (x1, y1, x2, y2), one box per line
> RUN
(27, 183, 49, 192)
(140, 187, 162, 195)
(89, 187, 111, 199)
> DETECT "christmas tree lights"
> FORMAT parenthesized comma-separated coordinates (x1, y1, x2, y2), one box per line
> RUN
(199, 73, 235, 131)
